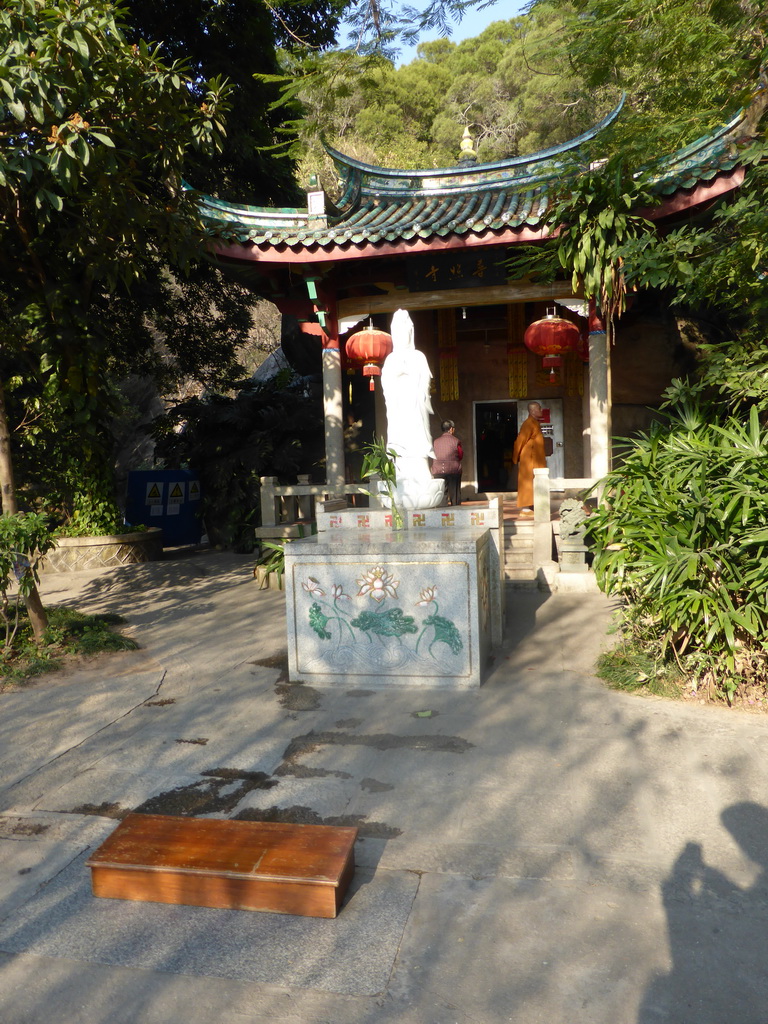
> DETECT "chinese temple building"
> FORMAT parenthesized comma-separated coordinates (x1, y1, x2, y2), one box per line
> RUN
(195, 101, 752, 500)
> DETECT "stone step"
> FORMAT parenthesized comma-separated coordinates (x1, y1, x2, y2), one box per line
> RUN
(87, 813, 358, 920)
(505, 566, 538, 580)
(505, 550, 535, 567)
(505, 537, 534, 550)
(505, 576, 540, 590)
(504, 524, 534, 537)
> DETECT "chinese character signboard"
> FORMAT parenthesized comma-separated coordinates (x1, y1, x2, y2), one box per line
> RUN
(406, 252, 507, 292)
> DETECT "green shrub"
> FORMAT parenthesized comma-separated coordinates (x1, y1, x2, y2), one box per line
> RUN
(596, 641, 684, 699)
(0, 512, 54, 654)
(0, 606, 137, 686)
(588, 389, 768, 702)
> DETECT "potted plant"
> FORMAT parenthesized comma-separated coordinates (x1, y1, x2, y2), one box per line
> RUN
(254, 540, 287, 591)
(360, 437, 403, 530)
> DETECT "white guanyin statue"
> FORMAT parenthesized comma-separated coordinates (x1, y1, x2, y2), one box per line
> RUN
(380, 309, 446, 510)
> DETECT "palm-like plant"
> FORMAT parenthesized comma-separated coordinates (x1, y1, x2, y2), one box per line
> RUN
(588, 388, 768, 700)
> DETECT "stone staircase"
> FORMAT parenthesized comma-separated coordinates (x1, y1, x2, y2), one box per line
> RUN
(503, 517, 538, 587)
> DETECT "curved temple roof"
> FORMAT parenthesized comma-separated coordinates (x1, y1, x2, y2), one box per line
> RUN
(328, 96, 627, 207)
(195, 103, 749, 256)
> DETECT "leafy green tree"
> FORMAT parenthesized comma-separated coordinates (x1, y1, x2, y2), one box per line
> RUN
(126, 0, 345, 204)
(506, 1, 768, 347)
(343, 0, 501, 57)
(532, 0, 768, 156)
(154, 372, 325, 550)
(0, 0, 230, 626)
(295, 7, 613, 178)
(495, 0, 768, 696)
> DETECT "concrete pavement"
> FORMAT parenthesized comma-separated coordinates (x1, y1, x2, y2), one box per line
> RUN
(1, 549, 768, 1023)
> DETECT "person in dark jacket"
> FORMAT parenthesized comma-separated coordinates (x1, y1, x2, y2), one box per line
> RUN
(431, 420, 463, 505)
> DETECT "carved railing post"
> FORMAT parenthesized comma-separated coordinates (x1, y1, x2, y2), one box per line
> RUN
(533, 467, 552, 568)
(260, 476, 278, 528)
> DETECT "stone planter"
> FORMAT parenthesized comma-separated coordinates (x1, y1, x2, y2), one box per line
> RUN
(254, 565, 285, 591)
(42, 528, 163, 573)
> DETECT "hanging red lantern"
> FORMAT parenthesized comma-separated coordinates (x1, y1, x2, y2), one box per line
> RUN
(345, 325, 393, 390)
(524, 308, 580, 382)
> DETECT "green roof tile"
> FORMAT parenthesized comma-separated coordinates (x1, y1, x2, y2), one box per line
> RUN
(194, 102, 752, 254)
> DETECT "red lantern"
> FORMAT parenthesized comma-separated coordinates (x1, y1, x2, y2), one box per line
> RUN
(524, 309, 580, 382)
(345, 326, 393, 390)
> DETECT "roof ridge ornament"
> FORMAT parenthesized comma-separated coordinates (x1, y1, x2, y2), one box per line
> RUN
(458, 126, 477, 167)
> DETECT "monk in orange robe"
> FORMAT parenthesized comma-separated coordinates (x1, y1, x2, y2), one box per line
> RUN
(512, 401, 547, 512)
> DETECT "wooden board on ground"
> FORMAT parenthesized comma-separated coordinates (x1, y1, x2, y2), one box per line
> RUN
(86, 813, 358, 919)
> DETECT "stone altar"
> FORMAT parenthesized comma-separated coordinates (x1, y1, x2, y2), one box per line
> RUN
(283, 501, 503, 689)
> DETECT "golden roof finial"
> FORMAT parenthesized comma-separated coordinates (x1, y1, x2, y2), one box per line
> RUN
(458, 125, 477, 165)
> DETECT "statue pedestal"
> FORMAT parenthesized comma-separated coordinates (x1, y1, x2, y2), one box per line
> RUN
(284, 507, 502, 689)
(378, 479, 446, 511)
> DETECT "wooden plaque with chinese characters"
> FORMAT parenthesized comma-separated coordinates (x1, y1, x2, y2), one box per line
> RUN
(86, 813, 357, 919)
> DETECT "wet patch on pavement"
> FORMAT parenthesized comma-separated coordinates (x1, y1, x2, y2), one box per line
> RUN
(282, 729, 472, 760)
(275, 729, 472, 780)
(0, 819, 51, 838)
(275, 681, 322, 712)
(234, 804, 402, 838)
(361, 778, 395, 793)
(275, 763, 353, 779)
(250, 652, 289, 685)
(132, 769, 277, 817)
(68, 802, 129, 820)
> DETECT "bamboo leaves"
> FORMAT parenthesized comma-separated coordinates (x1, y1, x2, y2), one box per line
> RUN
(588, 390, 768, 697)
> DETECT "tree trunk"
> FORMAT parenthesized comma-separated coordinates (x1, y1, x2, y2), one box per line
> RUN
(0, 379, 17, 516)
(0, 378, 48, 640)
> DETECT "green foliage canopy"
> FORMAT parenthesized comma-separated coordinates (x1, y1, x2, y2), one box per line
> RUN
(0, 0, 230, 526)
(126, 0, 346, 204)
(293, 6, 615, 179)
(532, 0, 768, 155)
(506, 1, 768, 369)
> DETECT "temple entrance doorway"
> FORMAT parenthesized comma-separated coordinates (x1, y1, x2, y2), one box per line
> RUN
(474, 401, 519, 492)
(516, 398, 564, 480)
(474, 399, 565, 493)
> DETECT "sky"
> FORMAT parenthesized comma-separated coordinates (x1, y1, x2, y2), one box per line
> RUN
(340, 2, 528, 67)
(396, 1, 527, 64)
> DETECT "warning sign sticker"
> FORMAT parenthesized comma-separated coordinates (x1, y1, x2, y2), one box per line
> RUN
(146, 483, 163, 506)
(168, 482, 185, 505)
(188, 480, 201, 501)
